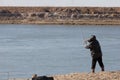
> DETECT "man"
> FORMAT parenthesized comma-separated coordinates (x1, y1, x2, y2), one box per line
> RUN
(85, 35, 104, 73)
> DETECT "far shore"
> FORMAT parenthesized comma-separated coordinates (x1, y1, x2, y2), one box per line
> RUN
(1, 19, 120, 25)
(1, 7, 120, 25)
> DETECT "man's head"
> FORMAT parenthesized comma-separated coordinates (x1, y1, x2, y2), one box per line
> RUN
(88, 35, 96, 42)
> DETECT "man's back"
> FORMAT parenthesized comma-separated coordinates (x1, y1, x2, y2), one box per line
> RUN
(90, 39, 102, 58)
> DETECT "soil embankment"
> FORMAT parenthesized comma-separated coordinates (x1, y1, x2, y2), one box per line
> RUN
(1, 7, 120, 25)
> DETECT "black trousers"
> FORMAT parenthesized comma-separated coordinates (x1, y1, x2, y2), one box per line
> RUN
(91, 56, 104, 69)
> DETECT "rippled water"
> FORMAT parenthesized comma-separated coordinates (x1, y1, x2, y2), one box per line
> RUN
(0, 24, 120, 77)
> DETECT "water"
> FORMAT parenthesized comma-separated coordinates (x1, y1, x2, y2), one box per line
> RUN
(0, 24, 120, 77)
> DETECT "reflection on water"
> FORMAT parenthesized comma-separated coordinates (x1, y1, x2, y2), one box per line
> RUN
(0, 24, 120, 76)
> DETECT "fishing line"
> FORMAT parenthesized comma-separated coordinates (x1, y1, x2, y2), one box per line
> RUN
(80, 26, 88, 47)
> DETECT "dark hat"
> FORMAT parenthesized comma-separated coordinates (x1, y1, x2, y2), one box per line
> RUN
(88, 35, 96, 42)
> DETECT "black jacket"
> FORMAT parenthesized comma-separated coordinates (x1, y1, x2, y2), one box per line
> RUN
(85, 39, 102, 59)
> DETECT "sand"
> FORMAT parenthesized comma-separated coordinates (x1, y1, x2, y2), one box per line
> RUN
(10, 71, 120, 80)
(53, 71, 120, 80)
(1, 19, 120, 25)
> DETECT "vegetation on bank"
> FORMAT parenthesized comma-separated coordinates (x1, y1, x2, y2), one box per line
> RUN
(0, 7, 120, 25)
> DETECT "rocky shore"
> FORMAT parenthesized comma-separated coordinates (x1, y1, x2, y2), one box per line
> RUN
(1, 7, 120, 25)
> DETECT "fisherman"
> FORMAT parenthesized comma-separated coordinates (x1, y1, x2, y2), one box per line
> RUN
(85, 35, 104, 73)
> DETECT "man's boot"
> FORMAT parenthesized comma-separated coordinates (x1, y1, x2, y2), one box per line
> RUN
(92, 69, 95, 73)
(101, 67, 104, 71)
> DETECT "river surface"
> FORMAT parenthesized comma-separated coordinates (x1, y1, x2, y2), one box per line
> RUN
(0, 24, 120, 77)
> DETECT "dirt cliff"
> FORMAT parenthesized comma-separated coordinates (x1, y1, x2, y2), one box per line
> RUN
(0, 7, 120, 25)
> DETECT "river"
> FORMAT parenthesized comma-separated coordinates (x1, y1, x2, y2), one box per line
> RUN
(0, 24, 120, 78)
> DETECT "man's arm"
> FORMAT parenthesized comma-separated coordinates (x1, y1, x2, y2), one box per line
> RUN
(85, 42, 92, 49)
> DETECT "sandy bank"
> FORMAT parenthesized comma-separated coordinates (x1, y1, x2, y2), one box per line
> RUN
(1, 20, 120, 25)
(53, 71, 120, 80)
(10, 71, 120, 80)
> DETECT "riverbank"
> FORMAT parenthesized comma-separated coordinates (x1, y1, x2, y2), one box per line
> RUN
(1, 7, 120, 25)
(53, 71, 120, 80)
(1, 19, 120, 25)
(12, 71, 120, 80)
